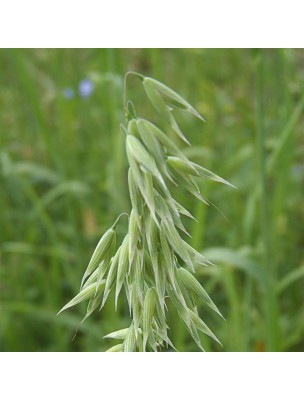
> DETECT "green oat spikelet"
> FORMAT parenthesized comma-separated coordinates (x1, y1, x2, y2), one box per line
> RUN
(80, 226, 116, 288)
(143, 77, 205, 122)
(58, 281, 105, 315)
(143, 77, 191, 145)
(177, 267, 224, 319)
(106, 344, 124, 352)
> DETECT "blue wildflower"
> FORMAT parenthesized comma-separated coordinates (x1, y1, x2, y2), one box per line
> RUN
(78, 79, 94, 98)
(62, 87, 74, 100)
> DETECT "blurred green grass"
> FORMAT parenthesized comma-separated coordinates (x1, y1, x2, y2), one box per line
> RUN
(0, 49, 303, 351)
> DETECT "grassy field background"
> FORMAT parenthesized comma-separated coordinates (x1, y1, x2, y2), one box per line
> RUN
(0, 48, 303, 352)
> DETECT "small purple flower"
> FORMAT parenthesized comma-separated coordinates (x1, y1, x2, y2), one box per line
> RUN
(78, 79, 94, 98)
(62, 87, 74, 100)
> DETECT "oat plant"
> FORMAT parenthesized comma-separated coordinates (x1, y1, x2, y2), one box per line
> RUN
(58, 72, 235, 351)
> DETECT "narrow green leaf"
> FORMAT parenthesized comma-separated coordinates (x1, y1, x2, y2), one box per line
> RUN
(276, 265, 304, 294)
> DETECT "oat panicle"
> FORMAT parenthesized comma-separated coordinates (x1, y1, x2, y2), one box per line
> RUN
(59, 72, 235, 351)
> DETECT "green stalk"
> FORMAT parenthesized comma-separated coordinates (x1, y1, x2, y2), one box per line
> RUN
(255, 50, 279, 351)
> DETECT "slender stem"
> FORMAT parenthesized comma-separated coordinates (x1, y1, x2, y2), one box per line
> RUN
(256, 49, 279, 351)
(123, 71, 144, 116)
(112, 212, 129, 229)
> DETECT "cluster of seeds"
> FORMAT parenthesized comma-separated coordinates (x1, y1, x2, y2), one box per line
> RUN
(59, 73, 235, 351)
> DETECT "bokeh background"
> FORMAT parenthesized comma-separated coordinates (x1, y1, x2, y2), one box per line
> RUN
(0, 49, 303, 352)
